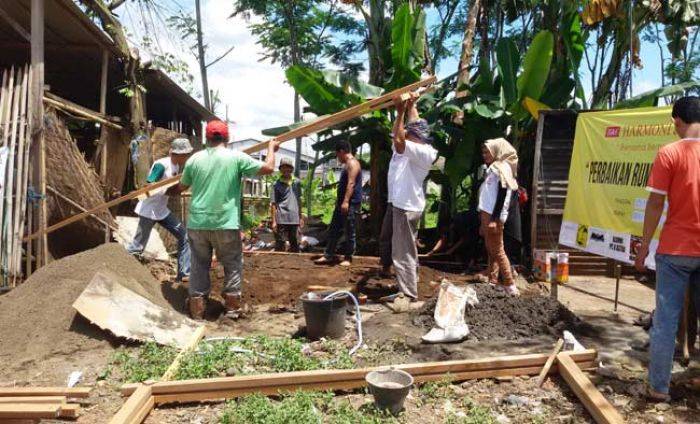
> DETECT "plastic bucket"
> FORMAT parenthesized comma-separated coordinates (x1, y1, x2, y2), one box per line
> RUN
(300, 292, 348, 340)
(365, 368, 413, 415)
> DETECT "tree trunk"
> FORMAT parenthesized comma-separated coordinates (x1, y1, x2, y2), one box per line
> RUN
(79, 0, 145, 134)
(284, 2, 303, 178)
(456, 0, 481, 97)
(591, 27, 628, 108)
(195, 0, 211, 111)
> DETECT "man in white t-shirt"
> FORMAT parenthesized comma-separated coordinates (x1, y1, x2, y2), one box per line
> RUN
(127, 138, 193, 282)
(379, 92, 438, 300)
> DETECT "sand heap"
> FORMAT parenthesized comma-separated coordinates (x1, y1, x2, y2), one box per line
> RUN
(412, 284, 585, 341)
(0, 243, 171, 364)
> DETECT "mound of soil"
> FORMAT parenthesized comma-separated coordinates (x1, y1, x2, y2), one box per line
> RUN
(412, 284, 584, 341)
(0, 243, 171, 365)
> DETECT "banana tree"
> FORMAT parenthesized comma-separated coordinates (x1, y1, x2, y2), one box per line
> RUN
(272, 3, 426, 233)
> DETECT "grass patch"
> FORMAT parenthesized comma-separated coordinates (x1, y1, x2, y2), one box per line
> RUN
(220, 391, 399, 424)
(112, 342, 178, 383)
(175, 335, 354, 380)
(355, 339, 411, 367)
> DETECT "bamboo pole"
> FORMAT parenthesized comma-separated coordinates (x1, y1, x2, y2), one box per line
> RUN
(0, 67, 14, 284)
(11, 66, 29, 285)
(4, 67, 21, 283)
(17, 67, 33, 279)
(0, 69, 9, 286)
(24, 77, 437, 242)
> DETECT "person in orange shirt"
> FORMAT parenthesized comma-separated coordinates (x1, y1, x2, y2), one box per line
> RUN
(636, 96, 700, 401)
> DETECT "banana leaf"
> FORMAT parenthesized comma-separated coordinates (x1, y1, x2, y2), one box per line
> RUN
(321, 70, 384, 99)
(386, 3, 422, 90)
(261, 115, 329, 137)
(496, 37, 519, 106)
(614, 81, 700, 109)
(516, 30, 554, 102)
(562, 11, 587, 108)
(286, 65, 359, 115)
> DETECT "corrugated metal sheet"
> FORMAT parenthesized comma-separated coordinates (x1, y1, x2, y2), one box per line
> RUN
(531, 110, 610, 276)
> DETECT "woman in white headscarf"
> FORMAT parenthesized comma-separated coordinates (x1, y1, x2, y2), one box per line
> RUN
(478, 137, 519, 296)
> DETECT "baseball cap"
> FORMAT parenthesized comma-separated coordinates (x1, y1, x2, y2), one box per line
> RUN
(171, 138, 193, 154)
(279, 157, 294, 170)
(205, 120, 229, 140)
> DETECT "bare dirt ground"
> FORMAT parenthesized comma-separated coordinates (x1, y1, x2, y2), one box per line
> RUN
(1, 247, 699, 423)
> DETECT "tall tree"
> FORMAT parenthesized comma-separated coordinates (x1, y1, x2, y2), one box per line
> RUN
(79, 0, 146, 133)
(232, 0, 360, 176)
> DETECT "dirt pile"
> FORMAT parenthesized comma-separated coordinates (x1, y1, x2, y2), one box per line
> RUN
(412, 284, 585, 341)
(0, 243, 171, 365)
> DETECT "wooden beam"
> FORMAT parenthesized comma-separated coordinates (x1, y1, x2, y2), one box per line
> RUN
(122, 350, 597, 396)
(43, 93, 122, 130)
(99, 50, 109, 181)
(161, 326, 206, 382)
(23, 77, 437, 241)
(108, 385, 153, 424)
(0, 4, 31, 42)
(46, 185, 117, 231)
(536, 338, 564, 387)
(557, 353, 623, 424)
(0, 387, 91, 398)
(151, 361, 595, 405)
(23, 172, 179, 241)
(0, 397, 66, 404)
(30, 0, 47, 267)
(0, 404, 61, 419)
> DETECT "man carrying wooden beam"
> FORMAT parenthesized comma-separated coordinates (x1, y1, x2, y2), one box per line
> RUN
(176, 120, 279, 319)
(379, 92, 438, 301)
(127, 138, 193, 282)
(636, 96, 700, 400)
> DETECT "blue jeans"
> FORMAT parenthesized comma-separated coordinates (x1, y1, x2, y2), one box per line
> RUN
(649, 253, 700, 394)
(324, 203, 359, 260)
(127, 213, 191, 281)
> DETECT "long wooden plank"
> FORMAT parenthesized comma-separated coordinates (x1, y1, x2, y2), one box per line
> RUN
(109, 385, 152, 424)
(161, 326, 206, 382)
(44, 93, 123, 130)
(0, 396, 66, 404)
(0, 387, 91, 398)
(536, 338, 564, 387)
(123, 350, 596, 396)
(152, 360, 596, 405)
(23, 173, 179, 241)
(24, 77, 436, 242)
(557, 353, 624, 424)
(0, 403, 61, 419)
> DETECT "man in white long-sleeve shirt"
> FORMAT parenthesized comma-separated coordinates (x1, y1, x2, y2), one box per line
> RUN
(379, 92, 438, 300)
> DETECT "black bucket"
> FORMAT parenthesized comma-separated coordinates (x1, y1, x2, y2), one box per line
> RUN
(300, 291, 348, 340)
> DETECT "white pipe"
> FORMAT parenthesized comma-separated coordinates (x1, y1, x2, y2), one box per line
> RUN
(323, 290, 363, 356)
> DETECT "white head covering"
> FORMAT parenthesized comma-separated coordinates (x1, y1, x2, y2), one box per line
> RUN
(484, 137, 519, 190)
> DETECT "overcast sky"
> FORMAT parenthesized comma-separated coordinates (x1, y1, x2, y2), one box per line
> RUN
(120, 0, 676, 145)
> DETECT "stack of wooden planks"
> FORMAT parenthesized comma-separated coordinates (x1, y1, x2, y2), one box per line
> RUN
(0, 386, 90, 420)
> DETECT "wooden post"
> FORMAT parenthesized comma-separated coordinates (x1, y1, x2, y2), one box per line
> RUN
(99, 50, 110, 243)
(30, 0, 47, 267)
(99, 50, 108, 180)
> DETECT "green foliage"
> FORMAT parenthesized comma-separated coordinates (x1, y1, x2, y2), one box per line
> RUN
(496, 38, 519, 106)
(516, 30, 554, 103)
(176, 335, 353, 380)
(219, 391, 399, 424)
(111, 342, 178, 383)
(286, 66, 360, 114)
(322, 70, 385, 98)
(614, 80, 700, 109)
(387, 4, 424, 89)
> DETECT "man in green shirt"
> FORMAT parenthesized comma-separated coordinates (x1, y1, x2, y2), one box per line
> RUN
(178, 120, 278, 319)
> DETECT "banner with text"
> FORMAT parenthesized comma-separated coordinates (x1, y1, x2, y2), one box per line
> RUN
(559, 106, 675, 269)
